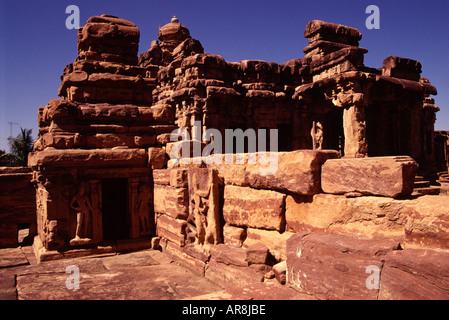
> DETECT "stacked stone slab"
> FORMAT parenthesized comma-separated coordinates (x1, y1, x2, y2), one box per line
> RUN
(152, 150, 339, 286)
(156, 148, 449, 298)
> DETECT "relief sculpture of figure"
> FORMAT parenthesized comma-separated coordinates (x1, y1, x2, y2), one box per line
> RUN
(311, 121, 324, 150)
(190, 170, 221, 251)
(191, 171, 211, 248)
(135, 182, 151, 236)
(70, 182, 93, 245)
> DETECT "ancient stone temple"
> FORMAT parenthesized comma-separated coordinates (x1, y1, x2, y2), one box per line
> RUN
(28, 15, 169, 257)
(26, 15, 449, 299)
(139, 18, 439, 178)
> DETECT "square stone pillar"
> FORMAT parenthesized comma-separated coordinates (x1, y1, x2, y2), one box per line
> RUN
(343, 104, 368, 157)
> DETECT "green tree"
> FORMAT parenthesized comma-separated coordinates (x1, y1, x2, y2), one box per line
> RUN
(0, 149, 8, 166)
(0, 128, 34, 167)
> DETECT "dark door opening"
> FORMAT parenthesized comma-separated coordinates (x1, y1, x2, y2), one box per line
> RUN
(102, 179, 129, 241)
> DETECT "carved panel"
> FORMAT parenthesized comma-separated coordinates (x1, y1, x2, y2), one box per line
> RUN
(186, 168, 222, 252)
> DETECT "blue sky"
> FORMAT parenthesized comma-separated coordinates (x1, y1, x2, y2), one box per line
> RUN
(1, 0, 448, 151)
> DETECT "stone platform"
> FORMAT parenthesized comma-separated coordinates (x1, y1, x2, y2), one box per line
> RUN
(0, 246, 312, 300)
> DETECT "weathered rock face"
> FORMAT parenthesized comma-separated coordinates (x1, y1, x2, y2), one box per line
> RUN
(245, 150, 339, 194)
(321, 156, 418, 198)
(286, 232, 449, 300)
(379, 248, 449, 300)
(223, 185, 286, 231)
(285, 193, 409, 236)
(286, 232, 402, 300)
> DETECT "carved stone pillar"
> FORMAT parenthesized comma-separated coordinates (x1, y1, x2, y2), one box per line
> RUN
(342, 104, 368, 157)
(330, 82, 368, 157)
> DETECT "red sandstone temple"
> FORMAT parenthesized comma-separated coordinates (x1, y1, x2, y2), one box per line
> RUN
(28, 14, 441, 255)
(1, 14, 447, 299)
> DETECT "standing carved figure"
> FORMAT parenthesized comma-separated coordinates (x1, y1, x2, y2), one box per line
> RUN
(70, 182, 93, 242)
(188, 169, 221, 251)
(191, 171, 211, 247)
(135, 182, 151, 236)
(311, 121, 324, 150)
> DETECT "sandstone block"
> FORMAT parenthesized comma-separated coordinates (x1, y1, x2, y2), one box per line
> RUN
(205, 258, 271, 289)
(379, 248, 449, 299)
(164, 240, 206, 275)
(153, 169, 170, 185)
(210, 244, 248, 267)
(157, 214, 186, 236)
(148, 147, 166, 169)
(245, 150, 339, 195)
(245, 242, 270, 265)
(208, 154, 248, 187)
(286, 232, 401, 300)
(321, 156, 418, 198)
(273, 261, 287, 284)
(223, 224, 247, 247)
(382, 56, 422, 81)
(170, 168, 188, 187)
(223, 185, 286, 231)
(403, 195, 449, 249)
(285, 194, 410, 237)
(243, 228, 294, 261)
(28, 148, 147, 168)
(156, 214, 187, 247)
(153, 185, 189, 219)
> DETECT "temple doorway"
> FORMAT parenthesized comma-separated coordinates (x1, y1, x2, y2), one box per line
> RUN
(102, 178, 129, 241)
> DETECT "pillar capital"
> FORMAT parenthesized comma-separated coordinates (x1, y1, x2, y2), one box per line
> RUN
(327, 81, 368, 108)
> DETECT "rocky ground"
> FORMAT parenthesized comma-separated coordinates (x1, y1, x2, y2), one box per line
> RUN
(0, 246, 311, 300)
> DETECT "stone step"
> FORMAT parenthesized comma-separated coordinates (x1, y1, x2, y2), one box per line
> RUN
(438, 172, 449, 180)
(412, 186, 440, 196)
(414, 180, 430, 188)
(439, 177, 449, 183)
(438, 181, 449, 189)
(414, 175, 425, 182)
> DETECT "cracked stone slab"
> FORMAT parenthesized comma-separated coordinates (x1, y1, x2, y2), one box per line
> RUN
(14, 250, 222, 300)
(0, 248, 29, 268)
(101, 250, 160, 270)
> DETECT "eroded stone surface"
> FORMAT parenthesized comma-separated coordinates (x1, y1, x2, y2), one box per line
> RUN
(321, 156, 418, 198)
(223, 185, 286, 231)
(286, 233, 401, 300)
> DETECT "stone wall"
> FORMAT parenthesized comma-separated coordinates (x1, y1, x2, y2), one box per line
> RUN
(151, 151, 449, 299)
(0, 167, 36, 248)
